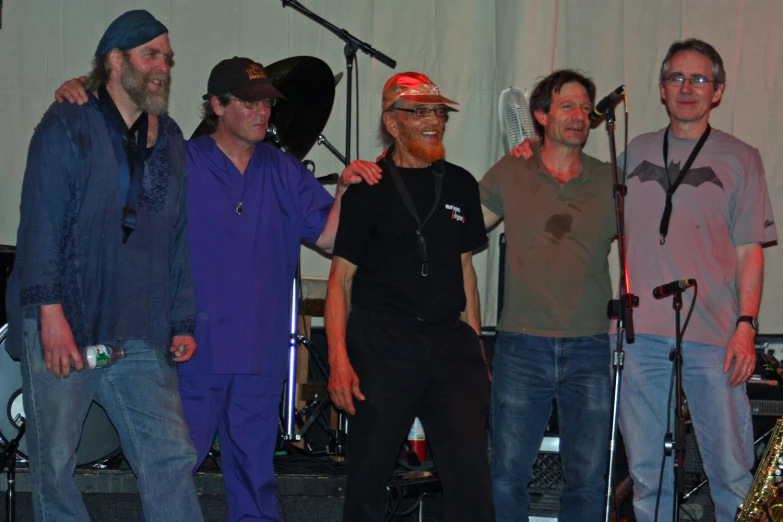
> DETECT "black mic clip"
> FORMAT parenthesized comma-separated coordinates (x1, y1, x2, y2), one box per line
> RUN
(607, 293, 639, 319)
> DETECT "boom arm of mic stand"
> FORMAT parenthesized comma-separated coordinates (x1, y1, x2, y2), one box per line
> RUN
(318, 134, 348, 166)
(281, 0, 396, 164)
(281, 0, 397, 68)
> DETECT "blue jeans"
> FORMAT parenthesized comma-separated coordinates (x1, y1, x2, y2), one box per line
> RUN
(20, 317, 203, 522)
(615, 334, 753, 522)
(490, 332, 611, 522)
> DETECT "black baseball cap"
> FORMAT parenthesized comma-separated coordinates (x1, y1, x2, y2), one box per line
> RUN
(202, 57, 285, 102)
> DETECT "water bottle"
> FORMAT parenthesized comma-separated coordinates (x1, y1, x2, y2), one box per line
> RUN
(76, 344, 127, 369)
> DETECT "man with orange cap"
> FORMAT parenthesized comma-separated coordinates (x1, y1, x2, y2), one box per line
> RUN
(325, 72, 494, 521)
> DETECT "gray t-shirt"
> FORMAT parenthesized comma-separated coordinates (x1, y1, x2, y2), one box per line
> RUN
(620, 127, 777, 347)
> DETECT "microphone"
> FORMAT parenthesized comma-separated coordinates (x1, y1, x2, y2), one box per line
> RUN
(589, 85, 625, 121)
(652, 279, 696, 299)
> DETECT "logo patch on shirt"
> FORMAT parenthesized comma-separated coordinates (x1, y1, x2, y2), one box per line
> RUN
(765, 219, 775, 228)
(628, 161, 724, 191)
(445, 203, 464, 223)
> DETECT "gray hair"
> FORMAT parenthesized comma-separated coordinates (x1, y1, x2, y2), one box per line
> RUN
(377, 112, 395, 148)
(660, 38, 725, 89)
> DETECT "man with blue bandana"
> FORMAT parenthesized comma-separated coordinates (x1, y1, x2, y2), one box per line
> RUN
(52, 51, 379, 522)
(5, 10, 203, 521)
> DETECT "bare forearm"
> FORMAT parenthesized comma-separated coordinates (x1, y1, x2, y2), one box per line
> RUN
(724, 243, 763, 386)
(482, 204, 502, 230)
(325, 263, 352, 364)
(736, 243, 764, 316)
(315, 186, 346, 253)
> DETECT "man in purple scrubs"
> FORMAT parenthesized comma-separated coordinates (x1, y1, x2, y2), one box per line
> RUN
(183, 57, 379, 521)
(55, 56, 378, 521)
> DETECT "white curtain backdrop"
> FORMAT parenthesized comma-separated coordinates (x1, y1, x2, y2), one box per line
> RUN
(1, 0, 781, 330)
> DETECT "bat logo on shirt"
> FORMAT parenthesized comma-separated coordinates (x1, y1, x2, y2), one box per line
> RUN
(627, 160, 724, 191)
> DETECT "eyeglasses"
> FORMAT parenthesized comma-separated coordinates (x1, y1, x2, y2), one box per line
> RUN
(393, 106, 452, 118)
(230, 96, 277, 109)
(665, 74, 716, 87)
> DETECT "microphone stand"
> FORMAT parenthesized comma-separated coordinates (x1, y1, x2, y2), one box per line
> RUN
(280, 0, 395, 445)
(281, 0, 396, 164)
(603, 104, 638, 522)
(663, 288, 687, 522)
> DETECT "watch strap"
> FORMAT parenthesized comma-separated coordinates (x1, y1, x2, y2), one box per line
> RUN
(736, 315, 759, 331)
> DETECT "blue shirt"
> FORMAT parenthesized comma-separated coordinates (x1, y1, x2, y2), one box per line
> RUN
(181, 136, 332, 377)
(5, 96, 195, 359)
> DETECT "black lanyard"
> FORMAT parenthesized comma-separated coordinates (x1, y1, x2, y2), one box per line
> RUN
(97, 84, 150, 243)
(385, 155, 444, 277)
(659, 124, 711, 245)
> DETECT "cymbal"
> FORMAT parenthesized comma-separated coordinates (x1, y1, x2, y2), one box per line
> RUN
(191, 56, 336, 161)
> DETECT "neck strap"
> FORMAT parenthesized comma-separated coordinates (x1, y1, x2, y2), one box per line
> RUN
(658, 124, 711, 245)
(385, 150, 444, 277)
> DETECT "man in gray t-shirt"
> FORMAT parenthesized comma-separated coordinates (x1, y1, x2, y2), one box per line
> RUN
(617, 39, 777, 522)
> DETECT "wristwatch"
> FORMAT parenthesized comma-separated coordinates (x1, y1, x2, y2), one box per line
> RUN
(736, 315, 759, 331)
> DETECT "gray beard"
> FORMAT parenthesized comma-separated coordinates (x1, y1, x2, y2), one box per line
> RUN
(121, 60, 170, 115)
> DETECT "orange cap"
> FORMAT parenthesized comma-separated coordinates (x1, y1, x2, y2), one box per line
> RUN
(381, 72, 459, 110)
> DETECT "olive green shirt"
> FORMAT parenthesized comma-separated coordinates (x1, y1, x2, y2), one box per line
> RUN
(480, 145, 616, 337)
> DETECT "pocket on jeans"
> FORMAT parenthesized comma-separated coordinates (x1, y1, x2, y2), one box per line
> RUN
(23, 316, 41, 359)
(588, 334, 610, 344)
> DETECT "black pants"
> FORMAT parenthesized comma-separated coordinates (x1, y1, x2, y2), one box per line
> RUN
(342, 307, 495, 522)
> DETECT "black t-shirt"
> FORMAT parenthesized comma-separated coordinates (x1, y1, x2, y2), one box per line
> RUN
(334, 158, 488, 322)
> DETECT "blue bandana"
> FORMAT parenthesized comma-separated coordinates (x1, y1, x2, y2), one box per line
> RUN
(95, 10, 168, 57)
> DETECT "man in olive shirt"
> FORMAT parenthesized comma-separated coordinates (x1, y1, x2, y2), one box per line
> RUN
(480, 70, 616, 521)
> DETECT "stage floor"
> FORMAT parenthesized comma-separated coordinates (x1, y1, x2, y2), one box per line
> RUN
(0, 452, 562, 521)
